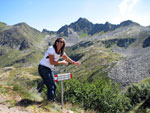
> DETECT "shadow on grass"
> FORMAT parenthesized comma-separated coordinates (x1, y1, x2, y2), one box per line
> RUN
(15, 99, 42, 107)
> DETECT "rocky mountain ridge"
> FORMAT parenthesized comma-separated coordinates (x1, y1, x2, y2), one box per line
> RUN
(0, 18, 141, 50)
(0, 22, 44, 50)
(56, 17, 139, 36)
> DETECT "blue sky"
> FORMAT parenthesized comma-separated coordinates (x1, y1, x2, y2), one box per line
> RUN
(0, 0, 149, 31)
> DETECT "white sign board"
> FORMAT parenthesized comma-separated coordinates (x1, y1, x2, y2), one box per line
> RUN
(54, 73, 72, 82)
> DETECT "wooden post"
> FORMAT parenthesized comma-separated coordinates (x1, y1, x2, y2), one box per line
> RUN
(61, 80, 64, 108)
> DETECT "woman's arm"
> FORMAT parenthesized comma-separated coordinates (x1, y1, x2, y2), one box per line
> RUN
(48, 54, 68, 66)
(62, 53, 81, 66)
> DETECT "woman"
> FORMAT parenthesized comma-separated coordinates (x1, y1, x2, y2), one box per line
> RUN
(38, 37, 81, 102)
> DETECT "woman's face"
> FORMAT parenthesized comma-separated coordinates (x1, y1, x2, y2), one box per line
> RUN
(56, 39, 64, 49)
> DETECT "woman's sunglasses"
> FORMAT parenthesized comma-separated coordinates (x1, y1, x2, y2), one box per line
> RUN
(57, 40, 64, 43)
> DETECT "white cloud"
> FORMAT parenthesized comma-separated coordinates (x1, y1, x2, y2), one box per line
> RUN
(119, 0, 139, 17)
(110, 0, 150, 26)
(110, 13, 150, 26)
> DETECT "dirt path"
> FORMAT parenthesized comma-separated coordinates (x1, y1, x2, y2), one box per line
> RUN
(0, 95, 31, 113)
(0, 95, 74, 113)
(0, 104, 32, 113)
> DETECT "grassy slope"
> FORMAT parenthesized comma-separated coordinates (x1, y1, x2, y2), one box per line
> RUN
(60, 41, 121, 83)
(0, 66, 96, 113)
(0, 48, 43, 67)
(0, 22, 46, 67)
(16, 23, 45, 46)
(0, 22, 7, 31)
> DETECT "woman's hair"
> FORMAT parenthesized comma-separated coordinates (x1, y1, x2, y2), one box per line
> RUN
(53, 37, 66, 56)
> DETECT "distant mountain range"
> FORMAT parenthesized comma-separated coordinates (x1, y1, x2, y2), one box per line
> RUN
(0, 17, 141, 50)
(0, 17, 150, 87)
(0, 22, 43, 50)
(57, 18, 139, 36)
(43, 17, 140, 36)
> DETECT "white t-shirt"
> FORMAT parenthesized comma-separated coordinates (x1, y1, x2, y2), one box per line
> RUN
(40, 46, 60, 69)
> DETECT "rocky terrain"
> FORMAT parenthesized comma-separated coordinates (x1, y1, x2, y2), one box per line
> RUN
(108, 46, 150, 87)
(0, 95, 31, 113)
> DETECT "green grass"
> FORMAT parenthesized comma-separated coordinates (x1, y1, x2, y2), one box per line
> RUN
(0, 22, 7, 30)
(0, 48, 43, 67)
(0, 49, 22, 67)
(79, 33, 88, 38)
(0, 66, 95, 113)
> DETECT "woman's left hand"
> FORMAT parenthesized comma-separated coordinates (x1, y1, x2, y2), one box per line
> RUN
(74, 61, 81, 66)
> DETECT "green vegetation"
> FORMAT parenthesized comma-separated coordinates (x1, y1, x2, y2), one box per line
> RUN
(55, 79, 130, 113)
(65, 43, 121, 82)
(49, 77, 150, 113)
(79, 33, 88, 38)
(125, 78, 150, 113)
(0, 66, 96, 113)
(0, 22, 7, 31)
(16, 23, 45, 45)
(102, 38, 136, 48)
(0, 66, 42, 103)
(0, 48, 43, 67)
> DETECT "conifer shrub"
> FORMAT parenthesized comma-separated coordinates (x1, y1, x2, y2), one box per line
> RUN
(54, 79, 131, 113)
(125, 78, 150, 107)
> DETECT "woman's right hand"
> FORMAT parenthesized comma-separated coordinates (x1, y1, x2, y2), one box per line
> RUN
(61, 60, 68, 66)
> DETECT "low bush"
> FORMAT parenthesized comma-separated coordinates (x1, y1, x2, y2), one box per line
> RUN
(54, 79, 131, 113)
(125, 78, 150, 107)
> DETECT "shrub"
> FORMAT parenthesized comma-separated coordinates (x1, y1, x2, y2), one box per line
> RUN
(54, 78, 131, 113)
(125, 78, 150, 107)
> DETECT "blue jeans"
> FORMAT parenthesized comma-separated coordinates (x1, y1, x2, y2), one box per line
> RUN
(38, 64, 56, 101)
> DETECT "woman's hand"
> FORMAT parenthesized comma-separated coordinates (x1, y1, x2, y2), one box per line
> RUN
(61, 54, 81, 66)
(61, 60, 68, 66)
(73, 61, 81, 66)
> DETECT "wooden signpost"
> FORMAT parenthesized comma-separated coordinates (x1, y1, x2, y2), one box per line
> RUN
(54, 73, 72, 108)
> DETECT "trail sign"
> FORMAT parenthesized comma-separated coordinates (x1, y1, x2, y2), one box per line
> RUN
(54, 73, 72, 108)
(54, 73, 72, 82)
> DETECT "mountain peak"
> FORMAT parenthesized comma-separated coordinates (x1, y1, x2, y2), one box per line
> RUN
(73, 17, 93, 26)
(120, 20, 139, 26)
(76, 17, 91, 23)
(57, 17, 94, 36)
(104, 21, 111, 25)
(42, 29, 56, 35)
(14, 22, 28, 27)
(69, 17, 93, 32)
